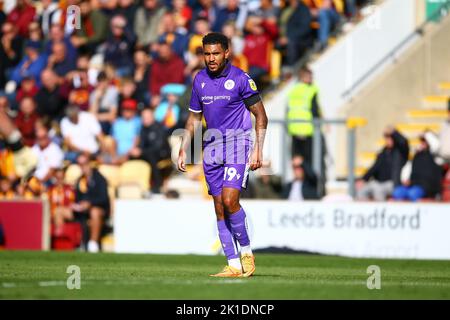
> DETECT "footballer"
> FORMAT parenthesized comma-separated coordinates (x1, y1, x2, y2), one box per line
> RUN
(178, 33, 268, 277)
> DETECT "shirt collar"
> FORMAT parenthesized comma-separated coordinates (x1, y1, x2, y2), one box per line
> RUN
(207, 61, 231, 78)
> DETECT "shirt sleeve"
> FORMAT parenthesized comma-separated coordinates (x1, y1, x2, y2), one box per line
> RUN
(189, 78, 202, 113)
(239, 72, 260, 100)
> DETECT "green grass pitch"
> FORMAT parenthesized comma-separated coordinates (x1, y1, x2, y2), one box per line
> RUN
(1, 251, 449, 299)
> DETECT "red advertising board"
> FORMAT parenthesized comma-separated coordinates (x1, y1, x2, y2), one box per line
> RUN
(0, 200, 50, 250)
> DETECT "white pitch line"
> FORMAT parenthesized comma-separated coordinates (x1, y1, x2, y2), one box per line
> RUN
(2, 279, 450, 289)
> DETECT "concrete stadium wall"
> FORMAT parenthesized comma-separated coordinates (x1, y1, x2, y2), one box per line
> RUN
(336, 13, 450, 176)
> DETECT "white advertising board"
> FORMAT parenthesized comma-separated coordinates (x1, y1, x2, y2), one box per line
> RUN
(115, 200, 450, 260)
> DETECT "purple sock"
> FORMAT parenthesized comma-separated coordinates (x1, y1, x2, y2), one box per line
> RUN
(217, 219, 239, 260)
(228, 207, 250, 247)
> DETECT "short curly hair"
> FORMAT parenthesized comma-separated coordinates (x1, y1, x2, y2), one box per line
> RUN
(202, 32, 229, 51)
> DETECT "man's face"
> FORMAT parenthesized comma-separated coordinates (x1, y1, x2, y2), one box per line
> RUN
(144, 0, 157, 10)
(384, 135, 394, 149)
(122, 109, 136, 120)
(300, 71, 312, 84)
(142, 109, 154, 126)
(203, 43, 229, 74)
(158, 43, 171, 60)
(77, 155, 91, 176)
(52, 43, 66, 62)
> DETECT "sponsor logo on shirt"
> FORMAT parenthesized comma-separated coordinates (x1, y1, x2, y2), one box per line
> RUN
(201, 82, 206, 89)
(248, 79, 258, 91)
(201, 95, 231, 105)
(224, 79, 235, 90)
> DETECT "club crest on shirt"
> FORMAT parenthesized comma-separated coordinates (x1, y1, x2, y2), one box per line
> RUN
(248, 79, 257, 91)
(224, 79, 235, 90)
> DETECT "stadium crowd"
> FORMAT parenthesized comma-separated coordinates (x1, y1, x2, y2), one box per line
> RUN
(4, 0, 436, 251)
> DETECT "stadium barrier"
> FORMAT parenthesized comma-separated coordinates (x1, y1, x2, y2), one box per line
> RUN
(115, 199, 450, 260)
(0, 200, 50, 250)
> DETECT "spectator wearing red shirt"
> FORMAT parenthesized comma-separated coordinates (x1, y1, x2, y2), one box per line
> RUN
(6, 0, 36, 38)
(48, 168, 76, 236)
(16, 76, 39, 104)
(14, 96, 39, 147)
(243, 15, 278, 87)
(150, 41, 185, 99)
(173, 0, 192, 32)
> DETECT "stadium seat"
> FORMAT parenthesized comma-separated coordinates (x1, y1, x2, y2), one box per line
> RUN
(117, 184, 143, 199)
(98, 164, 120, 188)
(64, 164, 82, 185)
(119, 160, 151, 192)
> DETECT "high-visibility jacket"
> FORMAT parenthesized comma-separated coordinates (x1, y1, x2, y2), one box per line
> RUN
(287, 83, 319, 137)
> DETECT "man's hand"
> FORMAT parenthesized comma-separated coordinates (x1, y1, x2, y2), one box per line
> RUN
(249, 148, 262, 171)
(178, 149, 187, 172)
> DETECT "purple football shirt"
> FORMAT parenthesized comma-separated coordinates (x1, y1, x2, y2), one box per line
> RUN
(189, 62, 259, 141)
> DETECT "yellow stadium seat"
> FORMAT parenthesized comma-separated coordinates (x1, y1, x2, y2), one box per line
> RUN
(64, 164, 82, 185)
(119, 160, 151, 192)
(117, 184, 143, 199)
(98, 164, 120, 188)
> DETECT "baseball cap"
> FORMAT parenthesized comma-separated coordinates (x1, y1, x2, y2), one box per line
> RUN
(121, 98, 138, 110)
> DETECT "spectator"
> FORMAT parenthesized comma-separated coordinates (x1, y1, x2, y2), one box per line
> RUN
(278, 0, 313, 66)
(132, 50, 152, 105)
(89, 71, 119, 135)
(48, 167, 75, 236)
(0, 22, 23, 89)
(0, 176, 15, 199)
(356, 127, 409, 201)
(150, 40, 185, 97)
(117, 0, 138, 30)
(192, 0, 219, 29)
(134, 0, 167, 48)
(304, 0, 341, 51)
(14, 96, 39, 147)
(111, 98, 141, 161)
(60, 104, 102, 162)
(119, 77, 140, 110)
(104, 15, 136, 77)
(15, 76, 39, 104)
(10, 40, 47, 87)
(6, 0, 36, 38)
(64, 68, 93, 111)
(213, 0, 240, 32)
(31, 118, 64, 183)
(393, 134, 442, 202)
(70, 0, 108, 54)
(35, 69, 67, 120)
(243, 15, 278, 87)
(252, 162, 282, 199)
(72, 153, 109, 253)
(28, 21, 43, 43)
(46, 41, 77, 78)
(45, 24, 77, 62)
(172, 0, 193, 32)
(97, 135, 120, 165)
(154, 84, 185, 131)
(282, 156, 319, 200)
(158, 12, 189, 60)
(222, 22, 248, 72)
(38, 0, 62, 39)
(188, 17, 211, 56)
(439, 105, 450, 164)
(130, 108, 172, 193)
